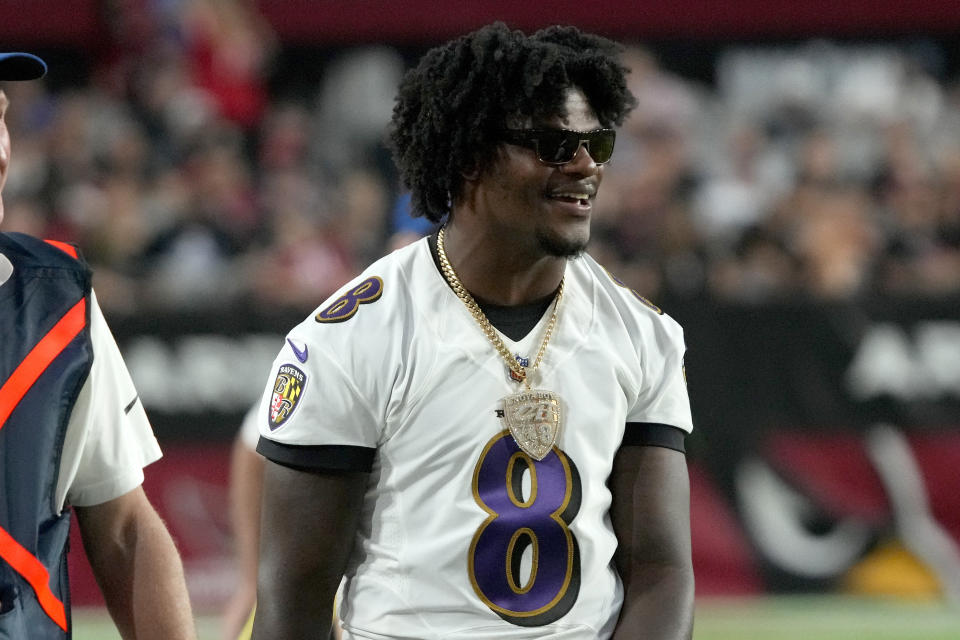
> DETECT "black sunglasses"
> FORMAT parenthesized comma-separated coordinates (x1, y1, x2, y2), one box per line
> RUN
(499, 128, 616, 166)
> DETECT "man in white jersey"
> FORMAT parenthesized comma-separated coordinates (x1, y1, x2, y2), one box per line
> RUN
(0, 52, 195, 639)
(253, 23, 694, 640)
(224, 403, 346, 640)
(222, 404, 263, 640)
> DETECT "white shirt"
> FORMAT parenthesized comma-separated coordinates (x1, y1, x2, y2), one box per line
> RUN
(258, 238, 693, 639)
(238, 401, 261, 451)
(52, 290, 162, 512)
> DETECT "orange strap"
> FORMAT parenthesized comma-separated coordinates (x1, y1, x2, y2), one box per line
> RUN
(0, 527, 68, 630)
(0, 297, 86, 429)
(0, 296, 87, 632)
(42, 239, 78, 260)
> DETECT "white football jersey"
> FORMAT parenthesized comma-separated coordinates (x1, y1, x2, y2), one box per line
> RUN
(257, 237, 693, 639)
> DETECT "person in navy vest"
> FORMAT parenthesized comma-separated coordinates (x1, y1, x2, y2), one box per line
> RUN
(0, 52, 196, 639)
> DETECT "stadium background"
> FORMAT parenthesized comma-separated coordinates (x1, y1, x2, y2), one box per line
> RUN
(2, 1, 960, 637)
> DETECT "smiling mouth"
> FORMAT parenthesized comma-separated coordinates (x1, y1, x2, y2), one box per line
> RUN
(547, 192, 593, 206)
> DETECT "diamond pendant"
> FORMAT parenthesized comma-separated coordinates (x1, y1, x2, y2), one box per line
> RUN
(501, 389, 564, 460)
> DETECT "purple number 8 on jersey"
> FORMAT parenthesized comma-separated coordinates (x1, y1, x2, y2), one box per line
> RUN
(468, 430, 582, 626)
(315, 277, 384, 323)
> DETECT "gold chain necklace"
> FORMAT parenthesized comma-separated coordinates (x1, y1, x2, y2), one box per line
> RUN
(436, 227, 563, 386)
(436, 227, 565, 460)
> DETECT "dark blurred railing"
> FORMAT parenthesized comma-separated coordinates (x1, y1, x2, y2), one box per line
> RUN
(108, 295, 960, 445)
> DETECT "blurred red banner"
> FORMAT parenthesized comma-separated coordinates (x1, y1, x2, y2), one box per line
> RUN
(2, 0, 960, 47)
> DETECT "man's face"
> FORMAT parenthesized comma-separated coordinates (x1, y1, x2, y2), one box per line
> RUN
(473, 86, 604, 259)
(0, 90, 10, 226)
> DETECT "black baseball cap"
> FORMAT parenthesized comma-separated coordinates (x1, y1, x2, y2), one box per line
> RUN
(0, 52, 47, 81)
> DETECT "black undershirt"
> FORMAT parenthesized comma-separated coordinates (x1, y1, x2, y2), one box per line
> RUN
(427, 232, 553, 340)
(257, 234, 686, 473)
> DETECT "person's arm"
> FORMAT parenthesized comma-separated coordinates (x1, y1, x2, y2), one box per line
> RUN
(74, 486, 196, 640)
(610, 445, 694, 640)
(251, 460, 368, 640)
(222, 434, 265, 640)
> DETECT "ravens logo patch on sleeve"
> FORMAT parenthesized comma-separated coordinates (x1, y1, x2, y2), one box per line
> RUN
(269, 364, 307, 430)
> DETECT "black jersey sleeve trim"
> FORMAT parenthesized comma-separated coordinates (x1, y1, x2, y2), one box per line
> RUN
(622, 422, 686, 453)
(256, 437, 376, 473)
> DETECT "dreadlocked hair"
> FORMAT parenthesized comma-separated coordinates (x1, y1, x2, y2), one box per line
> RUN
(387, 22, 637, 222)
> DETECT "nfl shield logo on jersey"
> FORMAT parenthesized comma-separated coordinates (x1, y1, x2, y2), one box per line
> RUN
(269, 364, 307, 430)
(509, 354, 530, 382)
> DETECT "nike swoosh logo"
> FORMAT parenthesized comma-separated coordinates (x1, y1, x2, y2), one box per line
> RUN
(287, 338, 308, 363)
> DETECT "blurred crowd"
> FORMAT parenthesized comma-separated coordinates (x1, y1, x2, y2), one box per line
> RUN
(3, 1, 959, 313)
(595, 42, 960, 303)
